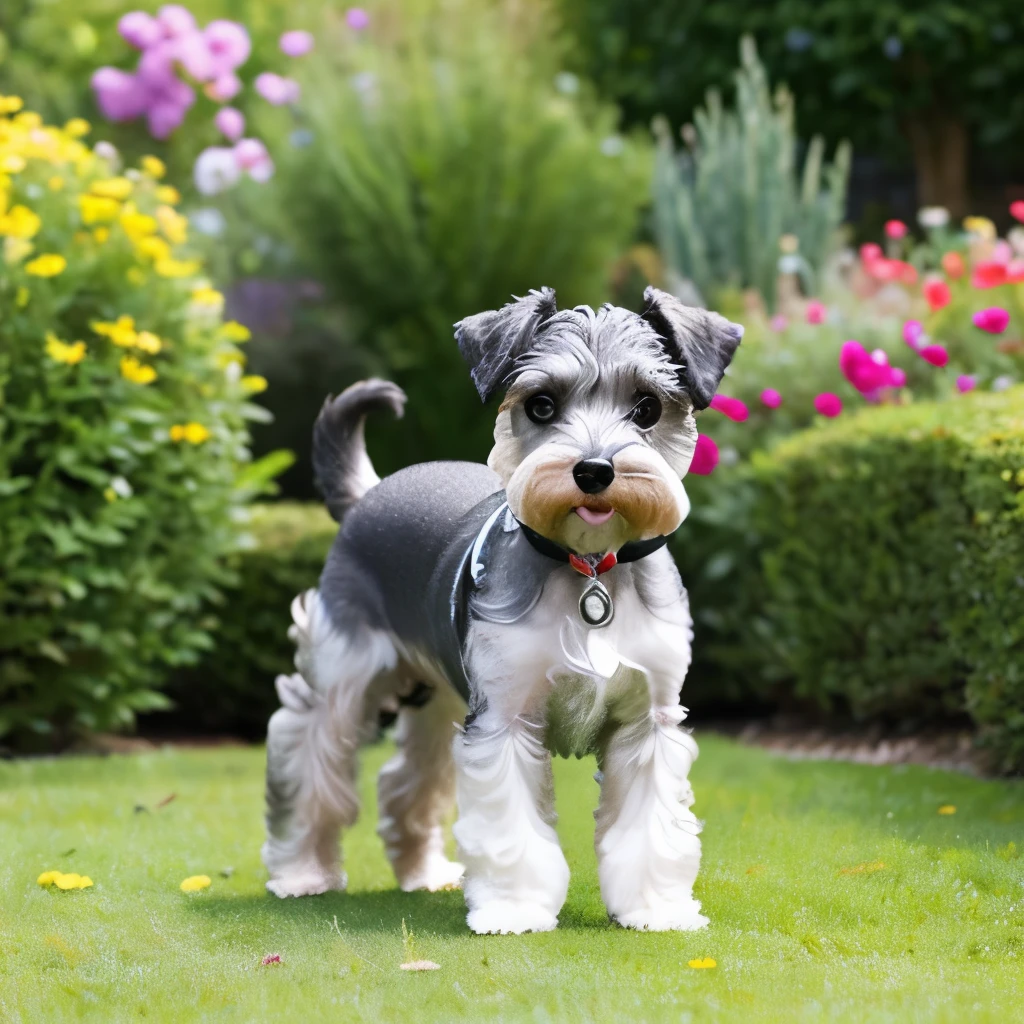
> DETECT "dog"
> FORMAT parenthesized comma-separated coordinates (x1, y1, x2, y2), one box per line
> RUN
(261, 286, 742, 934)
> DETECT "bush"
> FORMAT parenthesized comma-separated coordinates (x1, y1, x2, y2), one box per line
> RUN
(0, 102, 284, 750)
(155, 502, 335, 738)
(676, 387, 1024, 770)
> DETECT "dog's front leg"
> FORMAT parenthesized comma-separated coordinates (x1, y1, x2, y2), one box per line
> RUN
(452, 708, 569, 935)
(595, 705, 707, 931)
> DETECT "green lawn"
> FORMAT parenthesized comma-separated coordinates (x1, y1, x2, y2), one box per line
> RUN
(1, 735, 1021, 1023)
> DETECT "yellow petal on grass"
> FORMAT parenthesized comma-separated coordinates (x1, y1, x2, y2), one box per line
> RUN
(938, 805, 957, 815)
(180, 875, 211, 892)
(53, 873, 93, 890)
(37, 870, 62, 886)
(688, 958, 717, 969)
(840, 861, 885, 875)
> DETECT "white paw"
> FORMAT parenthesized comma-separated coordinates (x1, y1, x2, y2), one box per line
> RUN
(614, 901, 709, 932)
(265, 871, 346, 898)
(466, 900, 558, 935)
(399, 857, 465, 893)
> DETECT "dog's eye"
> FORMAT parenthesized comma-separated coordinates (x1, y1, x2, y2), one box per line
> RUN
(525, 393, 557, 424)
(630, 394, 662, 430)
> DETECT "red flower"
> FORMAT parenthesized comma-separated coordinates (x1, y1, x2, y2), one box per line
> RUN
(1010, 200, 1024, 223)
(923, 279, 951, 311)
(689, 434, 719, 475)
(941, 251, 965, 279)
(972, 261, 1008, 289)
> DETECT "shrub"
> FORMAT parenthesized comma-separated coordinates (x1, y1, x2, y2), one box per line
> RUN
(0, 101, 285, 750)
(675, 387, 1024, 770)
(155, 502, 335, 738)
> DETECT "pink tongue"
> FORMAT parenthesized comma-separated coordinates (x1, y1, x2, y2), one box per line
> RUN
(575, 506, 615, 526)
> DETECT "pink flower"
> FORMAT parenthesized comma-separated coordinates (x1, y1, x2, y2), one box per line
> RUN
(346, 8, 370, 30)
(174, 31, 216, 82)
(923, 278, 951, 311)
(206, 73, 242, 102)
(889, 367, 907, 387)
(157, 4, 196, 38)
(91, 67, 148, 122)
(805, 300, 826, 325)
(769, 314, 788, 332)
(205, 21, 251, 73)
(860, 242, 883, 264)
(708, 394, 749, 422)
(255, 72, 301, 105)
(919, 344, 949, 367)
(814, 393, 842, 418)
(839, 341, 903, 395)
(280, 30, 314, 57)
(147, 100, 189, 139)
(118, 11, 164, 50)
(688, 434, 719, 475)
(1009, 261, 1024, 284)
(137, 39, 179, 91)
(214, 106, 245, 142)
(902, 319, 924, 350)
(956, 374, 977, 393)
(234, 138, 275, 182)
(885, 219, 908, 239)
(760, 388, 782, 409)
(972, 307, 1010, 334)
(261, 954, 282, 966)
(1010, 201, 1024, 223)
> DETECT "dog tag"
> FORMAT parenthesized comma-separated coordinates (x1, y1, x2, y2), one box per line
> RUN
(579, 579, 613, 628)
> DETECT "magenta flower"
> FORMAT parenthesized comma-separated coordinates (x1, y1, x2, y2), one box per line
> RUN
(206, 72, 242, 102)
(956, 374, 977, 393)
(214, 106, 245, 142)
(760, 388, 782, 409)
(805, 300, 826, 325)
(91, 67, 148, 122)
(769, 314, 787, 332)
(860, 242, 883, 264)
(902, 319, 924, 350)
(885, 219, 908, 239)
(1011, 201, 1024, 224)
(255, 72, 301, 105)
(147, 100, 189, 139)
(137, 39, 179, 91)
(118, 11, 164, 50)
(839, 341, 902, 395)
(346, 8, 370, 30)
(205, 20, 251, 73)
(709, 394, 749, 422)
(889, 367, 907, 388)
(972, 307, 1010, 335)
(919, 344, 949, 368)
(688, 434, 719, 475)
(157, 4, 196, 38)
(280, 30, 314, 57)
(814, 393, 842, 418)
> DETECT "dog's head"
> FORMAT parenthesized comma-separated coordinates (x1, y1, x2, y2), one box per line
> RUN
(455, 287, 743, 554)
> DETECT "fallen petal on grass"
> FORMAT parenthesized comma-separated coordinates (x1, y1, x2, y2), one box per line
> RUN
(840, 861, 885, 875)
(400, 960, 441, 971)
(261, 953, 282, 966)
(180, 875, 211, 892)
(688, 958, 717, 969)
(938, 805, 957, 815)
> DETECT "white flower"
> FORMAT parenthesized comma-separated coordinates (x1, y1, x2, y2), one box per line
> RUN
(193, 146, 241, 196)
(109, 476, 133, 499)
(917, 206, 950, 229)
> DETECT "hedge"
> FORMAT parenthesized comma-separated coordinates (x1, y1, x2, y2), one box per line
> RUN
(151, 502, 336, 738)
(676, 387, 1024, 771)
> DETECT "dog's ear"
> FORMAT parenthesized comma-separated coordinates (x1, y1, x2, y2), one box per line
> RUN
(455, 288, 558, 402)
(641, 286, 744, 410)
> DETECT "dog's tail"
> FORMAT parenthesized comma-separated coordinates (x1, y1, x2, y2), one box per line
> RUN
(312, 379, 406, 521)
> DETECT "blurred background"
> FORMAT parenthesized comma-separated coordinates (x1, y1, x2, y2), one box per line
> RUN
(2, 0, 1024, 771)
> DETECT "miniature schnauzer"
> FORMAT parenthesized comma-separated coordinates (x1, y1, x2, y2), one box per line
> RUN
(262, 286, 742, 934)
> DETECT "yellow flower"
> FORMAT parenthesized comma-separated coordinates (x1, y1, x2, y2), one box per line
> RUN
(938, 805, 957, 815)
(4, 237, 33, 264)
(64, 118, 90, 138)
(26, 253, 66, 277)
(92, 315, 137, 347)
(48, 175, 65, 191)
(15, 286, 30, 308)
(93, 227, 109, 244)
(241, 375, 268, 394)
(135, 331, 162, 355)
(220, 320, 251, 342)
(0, 96, 25, 115)
(156, 185, 181, 205)
(38, 870, 93, 890)
(191, 286, 224, 311)
(963, 216, 996, 241)
(0, 204, 42, 238)
(91, 177, 133, 201)
(180, 875, 211, 892)
(120, 206, 157, 243)
(45, 332, 86, 365)
(120, 356, 157, 385)
(136, 236, 171, 263)
(688, 958, 717, 969)
(14, 111, 42, 130)
(215, 350, 245, 369)
(170, 422, 211, 445)
(104, 486, 117, 502)
(155, 257, 201, 278)
(156, 205, 188, 245)
(79, 194, 120, 224)
(2, 155, 26, 174)
(142, 156, 166, 179)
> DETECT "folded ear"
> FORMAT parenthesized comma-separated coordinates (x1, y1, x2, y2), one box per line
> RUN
(641, 286, 744, 410)
(455, 287, 558, 402)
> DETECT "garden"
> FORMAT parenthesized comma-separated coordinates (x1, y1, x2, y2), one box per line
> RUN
(2, 1, 1024, 1021)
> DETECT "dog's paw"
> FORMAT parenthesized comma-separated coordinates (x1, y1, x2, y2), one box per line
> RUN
(265, 871, 346, 898)
(466, 900, 558, 935)
(614, 901, 709, 932)
(399, 857, 465, 893)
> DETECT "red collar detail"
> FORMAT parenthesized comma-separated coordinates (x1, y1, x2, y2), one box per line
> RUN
(568, 551, 618, 578)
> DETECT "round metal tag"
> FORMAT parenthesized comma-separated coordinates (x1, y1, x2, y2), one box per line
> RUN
(579, 579, 613, 627)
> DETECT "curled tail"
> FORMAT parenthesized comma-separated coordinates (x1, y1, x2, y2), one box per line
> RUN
(312, 378, 406, 521)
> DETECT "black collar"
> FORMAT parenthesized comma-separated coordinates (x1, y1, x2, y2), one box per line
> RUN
(516, 518, 671, 566)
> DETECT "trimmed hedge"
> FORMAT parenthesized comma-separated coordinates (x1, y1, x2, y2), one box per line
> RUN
(151, 503, 336, 738)
(676, 388, 1024, 771)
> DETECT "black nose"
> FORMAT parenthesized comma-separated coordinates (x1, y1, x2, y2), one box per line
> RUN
(573, 458, 615, 494)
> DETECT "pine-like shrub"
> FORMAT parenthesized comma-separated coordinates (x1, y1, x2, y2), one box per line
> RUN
(0, 100, 285, 750)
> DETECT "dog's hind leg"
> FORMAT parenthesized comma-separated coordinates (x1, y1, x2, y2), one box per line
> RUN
(263, 589, 397, 898)
(376, 681, 466, 892)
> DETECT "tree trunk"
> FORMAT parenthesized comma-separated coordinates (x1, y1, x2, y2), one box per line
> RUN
(905, 111, 969, 219)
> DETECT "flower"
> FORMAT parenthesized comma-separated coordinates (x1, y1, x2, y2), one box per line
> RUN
(171, 422, 211, 444)
(233, 138, 274, 182)
(1011, 201, 1024, 224)
(79, 194, 120, 224)
(963, 216, 996, 240)
(814, 393, 842, 417)
(120, 355, 157, 384)
(0, 205, 42, 238)
(204, 20, 251, 72)
(280, 30, 314, 57)
(206, 73, 242, 102)
(769, 314, 787, 332)
(118, 11, 163, 50)
(919, 344, 949, 368)
(923, 278, 951, 311)
(902, 320, 924, 350)
(214, 107, 245, 142)
(4, 237, 33, 264)
(688, 958, 716, 969)
(193, 146, 241, 196)
(39, 871, 93, 890)
(805, 300, 826, 324)
(26, 254, 67, 277)
(92, 176, 135, 199)
(688, 434, 718, 475)
(241, 374, 268, 394)
(156, 205, 188, 245)
(156, 185, 181, 205)
(346, 8, 370, 30)
(972, 261, 1009, 289)
(135, 331, 163, 354)
(155, 257, 201, 278)
(180, 874, 212, 892)
(91, 67, 148, 123)
(262, 953, 283, 966)
(918, 206, 949, 229)
(956, 375, 977, 394)
(92, 315, 138, 347)
(941, 251, 965, 279)
(45, 333, 86, 365)
(973, 307, 1010, 334)
(840, 341, 903, 395)
(938, 805, 956, 815)
(158, 5, 196, 37)
(0, 95, 24, 114)
(760, 388, 782, 409)
(709, 394, 748, 422)
(142, 155, 166, 179)
(884, 219, 907, 239)
(254, 72, 301, 106)
(191, 285, 225, 311)
(65, 117, 90, 138)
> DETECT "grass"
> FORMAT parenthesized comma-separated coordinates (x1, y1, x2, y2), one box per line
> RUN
(1, 735, 1022, 1023)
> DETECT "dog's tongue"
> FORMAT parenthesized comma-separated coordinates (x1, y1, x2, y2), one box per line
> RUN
(575, 506, 615, 527)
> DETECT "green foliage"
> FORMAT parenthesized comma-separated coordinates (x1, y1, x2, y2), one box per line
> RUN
(158, 502, 336, 737)
(0, 110, 283, 750)
(677, 388, 1024, 770)
(652, 36, 850, 308)
(251, 0, 651, 473)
